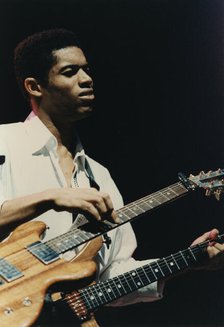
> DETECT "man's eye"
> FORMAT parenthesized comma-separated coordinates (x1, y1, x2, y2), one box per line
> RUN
(62, 68, 79, 77)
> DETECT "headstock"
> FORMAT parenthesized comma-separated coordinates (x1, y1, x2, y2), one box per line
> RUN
(178, 169, 224, 200)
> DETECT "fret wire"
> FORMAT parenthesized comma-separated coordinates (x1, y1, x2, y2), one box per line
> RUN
(148, 262, 163, 279)
(134, 182, 185, 204)
(81, 283, 112, 310)
(85, 284, 105, 308)
(158, 191, 173, 201)
(179, 251, 189, 266)
(126, 205, 146, 215)
(144, 259, 179, 280)
(135, 267, 150, 286)
(155, 261, 165, 277)
(80, 288, 100, 309)
(101, 281, 117, 302)
(28, 182, 189, 258)
(106, 279, 120, 299)
(87, 286, 104, 309)
(116, 182, 181, 212)
(98, 280, 115, 301)
(91, 284, 108, 307)
(47, 182, 188, 253)
(76, 238, 223, 310)
(189, 248, 197, 261)
(119, 273, 133, 292)
(161, 187, 178, 196)
(122, 207, 143, 217)
(171, 254, 180, 270)
(129, 203, 146, 213)
(47, 229, 97, 252)
(139, 268, 156, 284)
(128, 269, 140, 289)
(139, 266, 152, 284)
(117, 182, 188, 216)
(80, 290, 92, 308)
(116, 270, 144, 292)
(93, 283, 109, 304)
(110, 277, 123, 296)
(148, 264, 158, 280)
(114, 275, 128, 295)
(162, 257, 173, 273)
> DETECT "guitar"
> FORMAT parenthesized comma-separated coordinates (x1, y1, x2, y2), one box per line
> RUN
(62, 233, 224, 323)
(0, 169, 222, 326)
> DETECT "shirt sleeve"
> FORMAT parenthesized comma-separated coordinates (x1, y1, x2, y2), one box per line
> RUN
(0, 126, 9, 208)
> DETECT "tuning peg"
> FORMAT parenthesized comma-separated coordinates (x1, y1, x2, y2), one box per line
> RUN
(214, 189, 222, 201)
(199, 171, 205, 177)
(205, 189, 211, 196)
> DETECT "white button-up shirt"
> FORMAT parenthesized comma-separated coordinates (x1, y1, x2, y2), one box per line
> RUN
(0, 112, 164, 305)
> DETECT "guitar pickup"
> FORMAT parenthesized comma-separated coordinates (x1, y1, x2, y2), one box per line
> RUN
(0, 258, 23, 282)
(26, 241, 59, 264)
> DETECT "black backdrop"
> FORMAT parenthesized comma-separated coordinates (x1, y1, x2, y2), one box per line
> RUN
(1, 0, 224, 326)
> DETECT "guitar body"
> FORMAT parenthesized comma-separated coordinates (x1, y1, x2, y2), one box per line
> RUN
(0, 168, 221, 326)
(0, 221, 101, 327)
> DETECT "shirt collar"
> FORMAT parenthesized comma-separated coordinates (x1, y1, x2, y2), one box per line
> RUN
(24, 112, 87, 168)
(24, 112, 56, 154)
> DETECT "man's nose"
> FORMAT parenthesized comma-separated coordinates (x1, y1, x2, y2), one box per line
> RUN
(78, 68, 93, 87)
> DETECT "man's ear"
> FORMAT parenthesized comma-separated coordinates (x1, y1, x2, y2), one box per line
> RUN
(24, 78, 43, 97)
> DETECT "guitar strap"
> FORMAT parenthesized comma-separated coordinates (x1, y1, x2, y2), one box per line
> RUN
(84, 158, 100, 191)
(73, 158, 111, 249)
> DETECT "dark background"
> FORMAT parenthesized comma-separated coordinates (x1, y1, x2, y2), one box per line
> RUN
(1, 0, 224, 326)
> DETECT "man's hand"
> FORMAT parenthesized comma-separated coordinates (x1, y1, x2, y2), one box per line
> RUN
(191, 228, 224, 270)
(50, 187, 120, 224)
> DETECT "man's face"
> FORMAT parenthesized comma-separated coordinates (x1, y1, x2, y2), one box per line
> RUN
(40, 46, 94, 123)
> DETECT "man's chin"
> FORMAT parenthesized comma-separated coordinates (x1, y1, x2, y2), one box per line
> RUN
(71, 106, 94, 122)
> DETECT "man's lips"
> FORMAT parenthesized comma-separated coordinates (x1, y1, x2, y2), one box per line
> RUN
(79, 89, 94, 96)
(79, 89, 95, 101)
(79, 90, 95, 102)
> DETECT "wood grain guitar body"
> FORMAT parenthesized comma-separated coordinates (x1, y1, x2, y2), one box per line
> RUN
(0, 221, 102, 327)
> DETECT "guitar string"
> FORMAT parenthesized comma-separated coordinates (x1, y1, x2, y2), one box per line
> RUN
(45, 182, 187, 251)
(0, 234, 221, 320)
(0, 182, 190, 272)
(10, 235, 218, 276)
(50, 185, 185, 249)
(66, 235, 223, 309)
(65, 238, 224, 311)
(0, 182, 187, 272)
(0, 175, 211, 272)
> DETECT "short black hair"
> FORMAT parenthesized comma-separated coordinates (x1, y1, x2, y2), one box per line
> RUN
(14, 28, 81, 99)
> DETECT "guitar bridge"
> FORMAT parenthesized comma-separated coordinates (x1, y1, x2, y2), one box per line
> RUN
(65, 290, 90, 322)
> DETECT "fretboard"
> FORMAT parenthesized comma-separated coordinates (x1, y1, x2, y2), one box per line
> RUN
(49, 182, 188, 249)
(78, 234, 224, 310)
(27, 181, 189, 263)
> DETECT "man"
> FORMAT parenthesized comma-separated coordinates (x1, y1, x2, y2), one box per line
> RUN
(0, 28, 223, 326)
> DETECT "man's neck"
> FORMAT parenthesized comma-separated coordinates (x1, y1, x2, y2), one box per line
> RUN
(36, 109, 76, 151)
